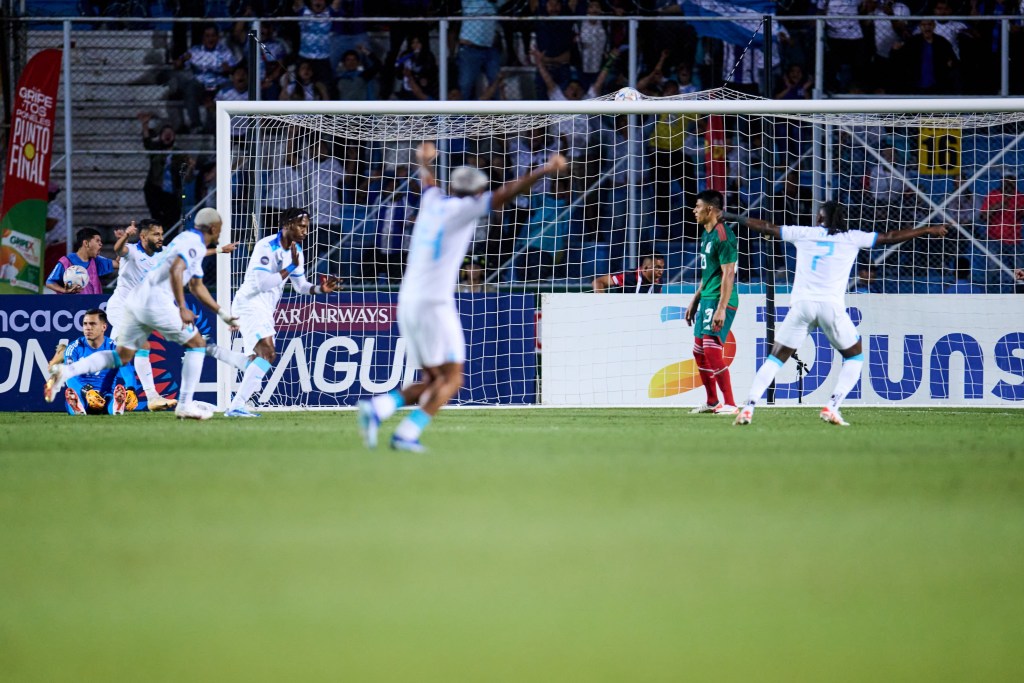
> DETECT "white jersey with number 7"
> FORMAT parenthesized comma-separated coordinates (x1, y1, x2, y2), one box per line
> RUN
(781, 225, 878, 305)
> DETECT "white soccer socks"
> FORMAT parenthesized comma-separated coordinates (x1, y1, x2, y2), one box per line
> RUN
(744, 354, 785, 411)
(370, 390, 405, 421)
(229, 357, 272, 411)
(207, 342, 251, 371)
(65, 349, 120, 378)
(134, 349, 158, 399)
(179, 348, 205, 405)
(394, 408, 431, 442)
(827, 354, 864, 412)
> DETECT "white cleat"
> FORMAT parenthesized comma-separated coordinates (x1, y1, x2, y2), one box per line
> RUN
(714, 404, 739, 416)
(43, 364, 67, 403)
(224, 406, 261, 418)
(690, 402, 722, 414)
(147, 395, 178, 412)
(734, 406, 754, 425)
(820, 406, 850, 427)
(175, 402, 213, 421)
(357, 400, 380, 449)
(390, 435, 427, 453)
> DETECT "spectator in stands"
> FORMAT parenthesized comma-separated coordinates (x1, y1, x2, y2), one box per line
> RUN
(332, 0, 371, 76)
(381, 0, 433, 99)
(931, 0, 970, 61)
(364, 173, 414, 282)
(577, 1, 610, 88)
(258, 23, 290, 101)
(866, 145, 907, 207)
(817, 0, 866, 93)
(775, 63, 813, 99)
(394, 35, 439, 100)
(596, 114, 649, 272)
(850, 264, 880, 293)
(45, 228, 116, 295)
(44, 181, 68, 275)
(890, 19, 957, 95)
(336, 46, 380, 100)
(860, 0, 911, 92)
(534, 46, 612, 156)
(264, 136, 308, 229)
(674, 62, 700, 94)
(516, 177, 573, 281)
(592, 253, 666, 293)
(139, 112, 193, 232)
(945, 256, 984, 293)
(281, 60, 331, 100)
(457, 257, 496, 293)
(173, 23, 238, 133)
(981, 171, 1024, 269)
(290, 0, 342, 96)
(308, 139, 343, 254)
(649, 93, 698, 239)
(532, 0, 579, 99)
(459, 0, 502, 100)
(217, 65, 249, 102)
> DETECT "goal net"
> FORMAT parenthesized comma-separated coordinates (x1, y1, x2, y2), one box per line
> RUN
(216, 93, 1024, 409)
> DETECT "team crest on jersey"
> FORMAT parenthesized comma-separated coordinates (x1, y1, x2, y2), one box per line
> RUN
(189, 248, 197, 258)
(705, 243, 713, 253)
(261, 256, 270, 265)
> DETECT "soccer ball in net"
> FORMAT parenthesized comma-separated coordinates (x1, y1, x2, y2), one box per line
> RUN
(63, 265, 89, 289)
(614, 87, 641, 102)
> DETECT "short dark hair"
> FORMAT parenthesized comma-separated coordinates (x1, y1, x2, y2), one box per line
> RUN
(75, 227, 100, 250)
(342, 50, 359, 61)
(83, 308, 107, 324)
(819, 200, 847, 234)
(280, 207, 310, 226)
(642, 253, 666, 265)
(697, 190, 724, 211)
(138, 219, 162, 232)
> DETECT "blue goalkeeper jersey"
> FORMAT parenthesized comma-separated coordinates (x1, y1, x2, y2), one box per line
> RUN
(64, 336, 117, 394)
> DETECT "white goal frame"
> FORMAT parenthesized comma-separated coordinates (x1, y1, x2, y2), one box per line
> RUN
(214, 97, 1024, 410)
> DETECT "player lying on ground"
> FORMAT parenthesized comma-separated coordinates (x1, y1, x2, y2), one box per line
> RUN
(358, 142, 568, 452)
(44, 208, 243, 421)
(206, 206, 341, 418)
(725, 202, 947, 426)
(592, 253, 665, 293)
(108, 219, 237, 411)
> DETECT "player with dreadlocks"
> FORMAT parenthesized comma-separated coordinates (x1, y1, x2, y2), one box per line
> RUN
(726, 201, 948, 426)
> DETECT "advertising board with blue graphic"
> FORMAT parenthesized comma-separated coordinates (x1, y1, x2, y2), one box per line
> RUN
(541, 294, 1024, 407)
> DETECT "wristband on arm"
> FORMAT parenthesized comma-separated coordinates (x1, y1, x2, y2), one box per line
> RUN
(217, 309, 235, 324)
(284, 263, 297, 276)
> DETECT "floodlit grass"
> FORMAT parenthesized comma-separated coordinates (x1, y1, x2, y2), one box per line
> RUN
(1, 408, 1023, 682)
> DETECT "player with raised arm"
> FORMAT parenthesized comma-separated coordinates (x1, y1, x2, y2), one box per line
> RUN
(728, 202, 947, 426)
(215, 207, 342, 418)
(686, 190, 740, 415)
(44, 208, 242, 420)
(357, 142, 568, 452)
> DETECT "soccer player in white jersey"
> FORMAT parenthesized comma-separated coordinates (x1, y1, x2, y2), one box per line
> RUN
(726, 202, 947, 426)
(358, 142, 568, 452)
(44, 208, 243, 420)
(215, 206, 341, 418)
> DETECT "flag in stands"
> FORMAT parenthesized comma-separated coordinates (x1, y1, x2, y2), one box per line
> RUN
(680, 0, 776, 47)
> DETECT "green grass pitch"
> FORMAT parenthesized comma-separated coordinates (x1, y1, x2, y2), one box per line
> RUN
(2, 408, 1023, 682)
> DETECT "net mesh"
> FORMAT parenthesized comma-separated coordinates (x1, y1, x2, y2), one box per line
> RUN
(223, 89, 1024, 408)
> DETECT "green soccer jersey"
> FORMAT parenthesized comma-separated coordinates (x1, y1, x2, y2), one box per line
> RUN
(699, 222, 739, 307)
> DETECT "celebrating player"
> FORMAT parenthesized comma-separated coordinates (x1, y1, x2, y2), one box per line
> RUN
(44, 208, 241, 420)
(214, 206, 341, 418)
(592, 253, 666, 293)
(727, 202, 948, 426)
(686, 190, 739, 415)
(358, 142, 568, 452)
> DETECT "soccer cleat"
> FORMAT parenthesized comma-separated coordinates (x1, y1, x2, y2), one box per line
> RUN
(43, 364, 67, 403)
(357, 400, 380, 449)
(64, 387, 86, 415)
(175, 402, 213, 421)
(147, 396, 178, 412)
(690, 402, 722, 414)
(390, 435, 427, 453)
(112, 385, 127, 415)
(714, 404, 739, 415)
(225, 406, 261, 418)
(734, 406, 754, 425)
(820, 406, 850, 427)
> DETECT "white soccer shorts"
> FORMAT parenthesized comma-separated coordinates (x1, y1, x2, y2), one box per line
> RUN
(105, 296, 126, 339)
(398, 300, 465, 369)
(118, 296, 201, 350)
(776, 299, 859, 352)
(233, 300, 276, 352)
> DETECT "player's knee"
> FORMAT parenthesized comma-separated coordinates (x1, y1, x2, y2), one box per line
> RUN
(260, 348, 276, 365)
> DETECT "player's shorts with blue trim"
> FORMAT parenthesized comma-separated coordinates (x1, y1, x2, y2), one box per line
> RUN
(398, 300, 465, 368)
(118, 294, 200, 349)
(694, 298, 737, 343)
(234, 300, 275, 352)
(776, 299, 859, 351)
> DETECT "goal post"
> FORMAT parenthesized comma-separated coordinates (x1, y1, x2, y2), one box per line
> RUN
(215, 94, 1024, 410)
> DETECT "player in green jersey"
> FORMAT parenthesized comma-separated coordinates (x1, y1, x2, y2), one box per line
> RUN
(685, 189, 739, 414)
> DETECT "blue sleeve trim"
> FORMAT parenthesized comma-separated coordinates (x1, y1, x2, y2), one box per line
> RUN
(253, 267, 273, 273)
(871, 232, 878, 247)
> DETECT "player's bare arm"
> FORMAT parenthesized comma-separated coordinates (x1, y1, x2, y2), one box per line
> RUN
(875, 224, 948, 245)
(416, 142, 439, 189)
(206, 242, 237, 257)
(592, 275, 614, 293)
(491, 153, 567, 210)
(169, 257, 194, 326)
(113, 221, 137, 257)
(714, 262, 736, 332)
(722, 212, 781, 238)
